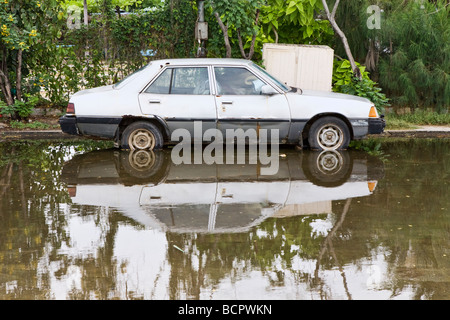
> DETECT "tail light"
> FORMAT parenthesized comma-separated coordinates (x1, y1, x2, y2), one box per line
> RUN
(67, 186, 77, 197)
(66, 103, 75, 114)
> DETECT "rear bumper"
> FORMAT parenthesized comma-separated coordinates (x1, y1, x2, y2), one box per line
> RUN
(59, 115, 79, 135)
(368, 117, 386, 135)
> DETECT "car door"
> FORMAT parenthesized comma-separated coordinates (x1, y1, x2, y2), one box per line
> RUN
(138, 66, 216, 142)
(213, 66, 291, 143)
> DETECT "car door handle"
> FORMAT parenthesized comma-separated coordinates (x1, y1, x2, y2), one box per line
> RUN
(222, 100, 233, 104)
(149, 99, 161, 104)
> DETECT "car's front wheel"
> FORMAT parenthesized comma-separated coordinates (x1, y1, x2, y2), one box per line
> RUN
(308, 117, 350, 150)
(121, 121, 163, 150)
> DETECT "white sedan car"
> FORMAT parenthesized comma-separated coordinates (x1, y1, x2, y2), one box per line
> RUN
(59, 58, 385, 150)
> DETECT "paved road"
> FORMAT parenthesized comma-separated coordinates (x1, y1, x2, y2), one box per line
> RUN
(1, 125, 450, 140)
(382, 125, 450, 138)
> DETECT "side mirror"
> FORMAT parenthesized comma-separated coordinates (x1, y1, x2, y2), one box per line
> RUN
(261, 84, 278, 95)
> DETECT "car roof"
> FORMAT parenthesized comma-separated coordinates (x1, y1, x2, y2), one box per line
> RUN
(148, 58, 254, 67)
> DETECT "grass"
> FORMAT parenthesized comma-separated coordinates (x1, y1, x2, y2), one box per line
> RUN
(385, 110, 450, 129)
(9, 120, 58, 130)
(384, 117, 420, 130)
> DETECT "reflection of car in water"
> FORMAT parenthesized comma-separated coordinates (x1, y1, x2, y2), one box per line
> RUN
(61, 149, 384, 233)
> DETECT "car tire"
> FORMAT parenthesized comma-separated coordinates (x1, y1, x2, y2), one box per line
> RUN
(302, 150, 352, 187)
(120, 121, 163, 150)
(119, 149, 170, 183)
(308, 116, 350, 150)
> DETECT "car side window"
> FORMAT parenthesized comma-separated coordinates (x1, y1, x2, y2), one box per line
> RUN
(214, 67, 265, 95)
(145, 68, 172, 94)
(145, 67, 210, 95)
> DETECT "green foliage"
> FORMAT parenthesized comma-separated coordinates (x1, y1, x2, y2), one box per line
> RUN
(386, 110, 450, 126)
(349, 138, 386, 159)
(0, 93, 39, 118)
(333, 58, 389, 112)
(0, 98, 13, 115)
(29, 0, 196, 107)
(204, 0, 263, 59)
(9, 120, 54, 129)
(383, 116, 418, 130)
(13, 94, 39, 118)
(330, 0, 449, 112)
(1, 0, 446, 115)
(259, 0, 333, 44)
(58, 0, 149, 13)
(108, 1, 197, 59)
(205, 0, 333, 60)
(208, 0, 263, 35)
(0, 0, 43, 51)
(332, 58, 370, 87)
(0, 0, 43, 107)
(378, 1, 449, 111)
(331, 0, 375, 64)
(339, 77, 390, 113)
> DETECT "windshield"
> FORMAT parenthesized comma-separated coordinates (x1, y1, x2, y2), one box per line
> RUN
(113, 65, 148, 89)
(251, 62, 290, 92)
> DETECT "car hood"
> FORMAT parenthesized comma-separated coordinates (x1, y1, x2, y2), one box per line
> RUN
(299, 89, 372, 104)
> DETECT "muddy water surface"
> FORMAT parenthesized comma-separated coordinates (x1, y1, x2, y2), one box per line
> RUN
(0, 139, 448, 300)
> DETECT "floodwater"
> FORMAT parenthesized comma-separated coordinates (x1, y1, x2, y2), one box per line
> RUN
(0, 139, 448, 300)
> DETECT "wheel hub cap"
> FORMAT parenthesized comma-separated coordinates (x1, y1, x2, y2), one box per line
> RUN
(318, 126, 343, 149)
(129, 150, 156, 170)
(129, 129, 155, 150)
(316, 151, 343, 174)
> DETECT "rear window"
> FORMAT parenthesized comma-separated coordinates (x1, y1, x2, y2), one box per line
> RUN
(113, 65, 148, 89)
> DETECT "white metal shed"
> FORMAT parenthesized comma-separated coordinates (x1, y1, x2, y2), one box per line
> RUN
(262, 43, 334, 92)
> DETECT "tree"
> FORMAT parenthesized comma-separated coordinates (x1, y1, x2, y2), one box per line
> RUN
(327, 0, 448, 110)
(208, 0, 334, 60)
(321, 0, 362, 79)
(83, 0, 88, 25)
(0, 0, 45, 107)
(378, 0, 449, 110)
(207, 0, 263, 59)
(259, 0, 333, 45)
(0, 0, 70, 119)
(58, 0, 144, 13)
(1, 0, 65, 120)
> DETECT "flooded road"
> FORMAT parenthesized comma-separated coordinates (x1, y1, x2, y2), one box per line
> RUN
(0, 139, 448, 300)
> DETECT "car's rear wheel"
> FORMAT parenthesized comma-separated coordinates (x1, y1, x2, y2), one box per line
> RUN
(121, 121, 163, 150)
(308, 116, 350, 150)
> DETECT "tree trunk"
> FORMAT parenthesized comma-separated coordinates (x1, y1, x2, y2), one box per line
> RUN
(213, 12, 231, 58)
(236, 9, 260, 60)
(365, 39, 379, 72)
(16, 49, 23, 102)
(0, 46, 14, 106)
(321, 0, 362, 79)
(0, 69, 14, 106)
(83, 0, 89, 25)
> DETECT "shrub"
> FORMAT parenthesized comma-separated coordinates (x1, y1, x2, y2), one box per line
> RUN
(378, 1, 449, 111)
(0, 94, 39, 119)
(333, 58, 389, 113)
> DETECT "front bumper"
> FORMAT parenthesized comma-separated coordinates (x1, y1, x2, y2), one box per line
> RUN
(59, 115, 79, 135)
(368, 117, 386, 134)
